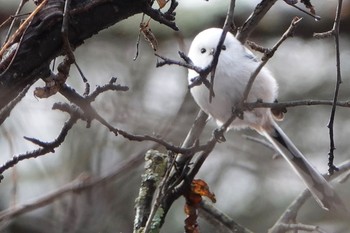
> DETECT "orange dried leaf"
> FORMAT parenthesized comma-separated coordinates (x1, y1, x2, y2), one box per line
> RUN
(183, 179, 216, 233)
(191, 179, 216, 203)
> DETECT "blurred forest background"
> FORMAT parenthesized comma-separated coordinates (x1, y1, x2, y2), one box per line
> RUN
(0, 0, 350, 232)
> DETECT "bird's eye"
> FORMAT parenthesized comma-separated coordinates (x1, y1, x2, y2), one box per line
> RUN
(200, 48, 206, 54)
(222, 45, 226, 51)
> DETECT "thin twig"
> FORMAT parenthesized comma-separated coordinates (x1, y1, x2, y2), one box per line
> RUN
(0, 84, 31, 125)
(240, 17, 302, 107)
(284, 1, 321, 21)
(85, 77, 129, 102)
(208, 0, 236, 102)
(243, 99, 350, 111)
(326, 0, 343, 175)
(155, 52, 204, 76)
(0, 116, 78, 180)
(3, 0, 29, 44)
(0, 0, 48, 58)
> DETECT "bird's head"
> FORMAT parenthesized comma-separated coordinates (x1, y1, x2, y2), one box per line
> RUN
(188, 28, 241, 69)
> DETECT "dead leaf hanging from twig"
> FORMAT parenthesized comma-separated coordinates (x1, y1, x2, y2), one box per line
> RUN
(183, 179, 216, 233)
(140, 19, 158, 52)
(134, 15, 158, 60)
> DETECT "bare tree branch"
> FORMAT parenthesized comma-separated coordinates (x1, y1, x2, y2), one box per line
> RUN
(0, 0, 178, 122)
(323, 0, 343, 174)
(0, 114, 79, 181)
(59, 84, 207, 155)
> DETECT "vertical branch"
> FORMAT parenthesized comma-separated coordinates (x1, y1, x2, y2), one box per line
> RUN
(209, 0, 236, 101)
(326, 0, 343, 174)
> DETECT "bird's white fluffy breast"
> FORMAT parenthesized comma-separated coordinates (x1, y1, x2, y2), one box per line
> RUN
(187, 28, 278, 130)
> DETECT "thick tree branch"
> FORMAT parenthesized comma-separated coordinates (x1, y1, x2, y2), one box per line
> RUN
(0, 0, 177, 122)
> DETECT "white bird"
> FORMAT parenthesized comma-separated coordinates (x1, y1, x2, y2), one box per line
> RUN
(187, 27, 344, 211)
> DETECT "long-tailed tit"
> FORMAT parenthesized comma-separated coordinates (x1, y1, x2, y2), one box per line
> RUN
(187, 28, 344, 211)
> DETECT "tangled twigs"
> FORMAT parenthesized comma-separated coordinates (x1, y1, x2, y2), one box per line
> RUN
(58, 83, 205, 155)
(0, 78, 129, 181)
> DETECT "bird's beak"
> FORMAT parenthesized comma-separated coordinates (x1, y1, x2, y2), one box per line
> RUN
(209, 48, 215, 55)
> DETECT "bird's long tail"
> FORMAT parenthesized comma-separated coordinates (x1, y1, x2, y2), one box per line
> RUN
(260, 120, 345, 212)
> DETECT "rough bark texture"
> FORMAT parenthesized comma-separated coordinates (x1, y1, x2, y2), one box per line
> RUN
(0, 0, 149, 114)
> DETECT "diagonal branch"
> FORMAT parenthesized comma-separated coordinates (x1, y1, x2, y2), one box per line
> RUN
(236, 0, 278, 43)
